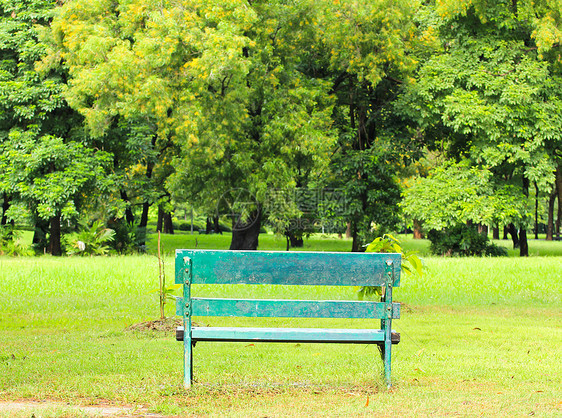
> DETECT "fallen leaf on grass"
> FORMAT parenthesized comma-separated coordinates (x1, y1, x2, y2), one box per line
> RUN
(365, 396, 369, 407)
(473, 327, 481, 331)
(245, 344, 255, 347)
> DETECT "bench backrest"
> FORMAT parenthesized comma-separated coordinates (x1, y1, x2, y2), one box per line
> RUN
(175, 250, 401, 320)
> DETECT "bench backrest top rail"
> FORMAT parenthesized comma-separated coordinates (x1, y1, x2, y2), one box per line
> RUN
(175, 250, 401, 287)
(177, 297, 401, 319)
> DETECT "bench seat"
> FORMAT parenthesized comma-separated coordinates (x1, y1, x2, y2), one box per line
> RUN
(177, 326, 400, 344)
(175, 250, 402, 388)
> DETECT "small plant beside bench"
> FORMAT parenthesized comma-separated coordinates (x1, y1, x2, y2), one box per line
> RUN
(175, 250, 401, 388)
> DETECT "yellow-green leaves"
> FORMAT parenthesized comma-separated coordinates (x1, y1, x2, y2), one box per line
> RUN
(319, 0, 419, 85)
(359, 233, 423, 298)
(401, 162, 534, 230)
(365, 233, 423, 278)
(47, 0, 257, 139)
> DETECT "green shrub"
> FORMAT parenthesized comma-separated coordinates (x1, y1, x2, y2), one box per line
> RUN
(0, 225, 32, 256)
(174, 220, 201, 232)
(427, 224, 507, 257)
(64, 220, 115, 256)
(359, 234, 424, 299)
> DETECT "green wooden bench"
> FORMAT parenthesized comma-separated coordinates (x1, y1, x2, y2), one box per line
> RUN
(175, 250, 401, 388)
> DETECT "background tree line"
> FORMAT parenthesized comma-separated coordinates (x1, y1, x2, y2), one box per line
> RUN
(1, 0, 561, 256)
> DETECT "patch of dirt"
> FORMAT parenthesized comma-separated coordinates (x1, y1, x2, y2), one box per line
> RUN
(0, 401, 164, 417)
(125, 317, 182, 333)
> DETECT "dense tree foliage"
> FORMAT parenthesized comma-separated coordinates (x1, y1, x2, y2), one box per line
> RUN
(400, 0, 562, 255)
(0, 0, 111, 255)
(402, 162, 530, 229)
(2, 0, 561, 255)
(322, 0, 423, 251)
(48, 0, 423, 250)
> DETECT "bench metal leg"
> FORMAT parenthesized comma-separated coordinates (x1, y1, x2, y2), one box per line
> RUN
(183, 326, 193, 389)
(383, 318, 392, 388)
(182, 256, 193, 389)
(382, 260, 394, 389)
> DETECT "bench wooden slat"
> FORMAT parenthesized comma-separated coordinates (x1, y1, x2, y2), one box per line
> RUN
(176, 326, 400, 344)
(176, 249, 402, 389)
(175, 250, 401, 287)
(184, 297, 400, 319)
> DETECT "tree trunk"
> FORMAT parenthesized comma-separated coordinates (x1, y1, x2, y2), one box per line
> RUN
(229, 209, 261, 250)
(137, 201, 150, 246)
(32, 217, 50, 253)
(213, 216, 222, 234)
(557, 199, 562, 238)
(137, 163, 154, 246)
(157, 206, 163, 232)
(534, 182, 539, 239)
(350, 221, 364, 252)
(1, 193, 9, 225)
(519, 228, 529, 257)
(507, 223, 519, 248)
(503, 226, 509, 240)
(157, 205, 174, 234)
(48, 214, 62, 256)
(139, 201, 150, 229)
(546, 184, 556, 241)
(163, 211, 174, 234)
(554, 166, 562, 237)
(477, 224, 488, 236)
(120, 190, 135, 225)
(413, 219, 424, 239)
(492, 225, 500, 240)
(345, 222, 352, 239)
(285, 230, 304, 249)
(520, 176, 530, 257)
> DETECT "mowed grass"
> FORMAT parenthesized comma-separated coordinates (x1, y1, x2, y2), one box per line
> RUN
(151, 231, 355, 256)
(152, 230, 562, 257)
(0, 253, 560, 417)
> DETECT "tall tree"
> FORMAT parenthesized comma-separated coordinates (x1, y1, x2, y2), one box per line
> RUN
(49, 0, 337, 249)
(319, 0, 423, 251)
(0, 0, 111, 255)
(400, 0, 562, 256)
(171, 0, 337, 249)
(401, 161, 531, 231)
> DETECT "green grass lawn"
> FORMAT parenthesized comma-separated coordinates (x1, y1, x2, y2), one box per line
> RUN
(151, 231, 355, 256)
(0, 253, 560, 417)
(152, 230, 562, 258)
(15, 226, 562, 257)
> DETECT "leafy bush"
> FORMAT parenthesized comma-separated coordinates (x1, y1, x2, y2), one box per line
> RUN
(427, 224, 508, 257)
(64, 221, 115, 256)
(106, 220, 147, 254)
(174, 221, 201, 232)
(359, 234, 423, 299)
(0, 226, 32, 256)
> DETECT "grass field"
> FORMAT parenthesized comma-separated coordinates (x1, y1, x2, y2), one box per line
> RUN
(0, 236, 561, 416)
(150, 230, 562, 257)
